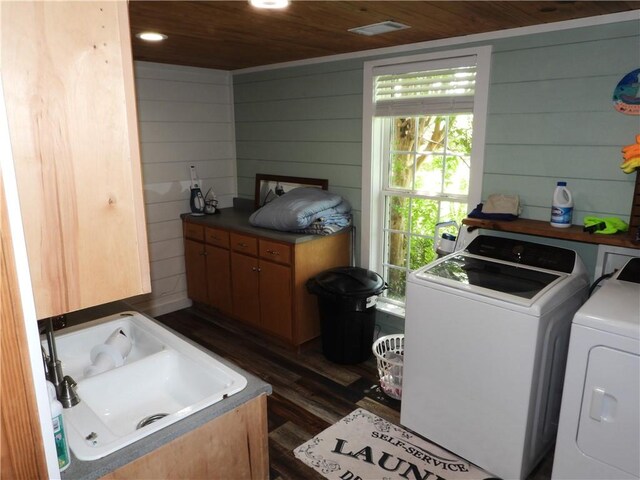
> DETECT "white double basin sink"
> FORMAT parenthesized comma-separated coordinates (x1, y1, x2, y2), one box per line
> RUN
(47, 312, 247, 460)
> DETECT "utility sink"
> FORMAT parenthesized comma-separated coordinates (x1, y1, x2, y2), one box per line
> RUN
(48, 312, 247, 461)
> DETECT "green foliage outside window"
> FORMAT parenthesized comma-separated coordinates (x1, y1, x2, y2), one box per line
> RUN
(383, 114, 473, 303)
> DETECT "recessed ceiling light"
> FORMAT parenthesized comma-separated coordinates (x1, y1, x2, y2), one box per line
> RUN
(136, 32, 168, 42)
(249, 0, 289, 9)
(349, 21, 411, 36)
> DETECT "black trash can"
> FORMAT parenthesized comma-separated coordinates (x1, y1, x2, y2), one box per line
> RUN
(307, 267, 386, 364)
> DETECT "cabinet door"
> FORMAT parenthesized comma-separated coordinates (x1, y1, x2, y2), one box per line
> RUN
(231, 252, 260, 327)
(206, 245, 232, 316)
(259, 261, 292, 340)
(1, 1, 150, 318)
(100, 394, 268, 480)
(184, 239, 208, 304)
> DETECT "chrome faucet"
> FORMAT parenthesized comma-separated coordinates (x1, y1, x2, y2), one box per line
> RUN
(41, 316, 80, 408)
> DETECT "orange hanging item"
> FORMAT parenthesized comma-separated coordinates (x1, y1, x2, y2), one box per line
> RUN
(621, 134, 640, 174)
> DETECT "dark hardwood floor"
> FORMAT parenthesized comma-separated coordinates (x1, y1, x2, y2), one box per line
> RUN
(156, 306, 553, 480)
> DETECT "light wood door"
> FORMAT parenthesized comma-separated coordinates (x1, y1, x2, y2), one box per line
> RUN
(0, 1, 150, 319)
(206, 245, 232, 315)
(184, 239, 208, 304)
(259, 260, 293, 341)
(231, 252, 260, 327)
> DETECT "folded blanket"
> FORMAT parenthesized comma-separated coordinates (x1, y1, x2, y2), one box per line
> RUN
(295, 214, 352, 235)
(249, 187, 351, 231)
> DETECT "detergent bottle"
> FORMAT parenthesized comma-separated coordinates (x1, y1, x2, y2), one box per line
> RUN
(550, 181, 573, 228)
(47, 381, 71, 472)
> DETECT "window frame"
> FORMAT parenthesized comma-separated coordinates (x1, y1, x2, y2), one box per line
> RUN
(361, 46, 492, 315)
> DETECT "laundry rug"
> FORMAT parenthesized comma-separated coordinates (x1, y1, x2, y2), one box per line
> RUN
(294, 408, 494, 480)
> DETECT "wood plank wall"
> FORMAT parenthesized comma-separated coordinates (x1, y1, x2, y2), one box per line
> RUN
(127, 61, 237, 316)
(483, 21, 638, 223)
(234, 60, 365, 235)
(233, 19, 640, 277)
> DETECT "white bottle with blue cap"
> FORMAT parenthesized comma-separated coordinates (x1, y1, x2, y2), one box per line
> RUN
(550, 181, 573, 228)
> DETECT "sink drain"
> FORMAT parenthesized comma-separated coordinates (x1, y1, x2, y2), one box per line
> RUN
(136, 413, 169, 430)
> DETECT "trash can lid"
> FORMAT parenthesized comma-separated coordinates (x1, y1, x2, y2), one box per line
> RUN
(314, 267, 386, 297)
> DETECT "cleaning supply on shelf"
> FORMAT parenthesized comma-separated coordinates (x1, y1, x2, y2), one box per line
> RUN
(583, 216, 629, 234)
(47, 381, 71, 472)
(550, 181, 573, 228)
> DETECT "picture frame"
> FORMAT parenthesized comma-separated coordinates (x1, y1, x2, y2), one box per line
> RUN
(254, 174, 329, 210)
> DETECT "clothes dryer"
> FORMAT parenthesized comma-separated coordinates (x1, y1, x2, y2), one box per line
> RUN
(552, 257, 640, 480)
(401, 235, 589, 480)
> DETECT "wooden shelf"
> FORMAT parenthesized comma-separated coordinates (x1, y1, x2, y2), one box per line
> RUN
(462, 217, 639, 249)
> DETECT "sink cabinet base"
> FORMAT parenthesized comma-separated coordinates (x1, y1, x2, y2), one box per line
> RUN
(100, 394, 268, 479)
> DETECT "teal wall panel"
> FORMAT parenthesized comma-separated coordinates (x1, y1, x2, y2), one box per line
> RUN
(236, 118, 361, 142)
(489, 75, 622, 114)
(484, 144, 628, 180)
(233, 18, 640, 280)
(486, 111, 632, 146)
(234, 68, 363, 102)
(235, 94, 362, 121)
(236, 140, 362, 165)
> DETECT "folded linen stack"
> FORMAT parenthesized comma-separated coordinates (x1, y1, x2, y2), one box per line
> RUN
(249, 187, 351, 234)
(468, 193, 521, 221)
(295, 213, 352, 235)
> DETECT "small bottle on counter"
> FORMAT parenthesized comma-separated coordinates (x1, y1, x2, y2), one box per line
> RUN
(550, 181, 573, 228)
(47, 381, 71, 472)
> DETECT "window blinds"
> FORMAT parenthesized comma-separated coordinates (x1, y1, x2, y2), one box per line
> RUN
(373, 55, 477, 116)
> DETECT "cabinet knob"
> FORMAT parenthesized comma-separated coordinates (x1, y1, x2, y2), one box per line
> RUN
(266, 249, 280, 256)
(200, 251, 207, 256)
(238, 242, 248, 248)
(251, 266, 261, 272)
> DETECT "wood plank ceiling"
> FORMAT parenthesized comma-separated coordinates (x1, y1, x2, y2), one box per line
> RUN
(129, 1, 640, 71)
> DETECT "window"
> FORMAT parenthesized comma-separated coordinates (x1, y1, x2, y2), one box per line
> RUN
(362, 47, 491, 313)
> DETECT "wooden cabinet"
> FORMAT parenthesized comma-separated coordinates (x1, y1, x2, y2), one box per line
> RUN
(184, 223, 232, 315)
(259, 259, 293, 339)
(230, 252, 261, 327)
(183, 217, 350, 346)
(206, 246, 232, 316)
(101, 394, 268, 480)
(184, 239, 208, 304)
(0, 1, 150, 319)
(230, 234, 293, 337)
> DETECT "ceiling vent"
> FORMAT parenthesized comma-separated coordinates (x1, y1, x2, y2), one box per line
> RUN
(349, 21, 411, 36)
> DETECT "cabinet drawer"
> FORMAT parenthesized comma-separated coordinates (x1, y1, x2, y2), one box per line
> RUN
(259, 240, 292, 265)
(205, 227, 229, 249)
(230, 232, 258, 256)
(184, 222, 204, 241)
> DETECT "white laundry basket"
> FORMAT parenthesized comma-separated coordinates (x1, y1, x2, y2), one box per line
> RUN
(372, 334, 404, 400)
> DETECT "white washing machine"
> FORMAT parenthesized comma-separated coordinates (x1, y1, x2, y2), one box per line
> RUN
(401, 235, 589, 480)
(552, 257, 640, 480)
